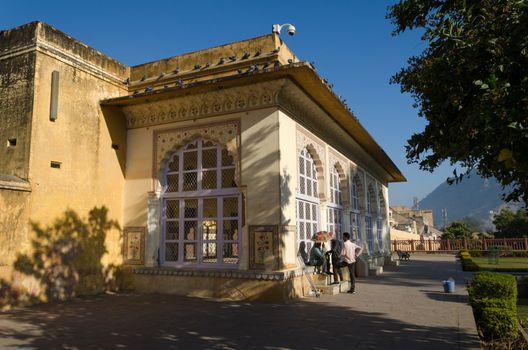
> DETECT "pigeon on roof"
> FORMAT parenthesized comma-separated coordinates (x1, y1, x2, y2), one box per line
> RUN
(173, 67, 180, 74)
(218, 57, 225, 65)
(122, 77, 129, 85)
(242, 52, 250, 59)
(271, 48, 280, 54)
(229, 55, 237, 61)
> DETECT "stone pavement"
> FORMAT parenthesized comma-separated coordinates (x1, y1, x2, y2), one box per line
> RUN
(0, 255, 480, 349)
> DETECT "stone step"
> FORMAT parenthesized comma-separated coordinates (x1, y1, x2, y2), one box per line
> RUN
(312, 273, 333, 286)
(339, 281, 352, 293)
(317, 283, 341, 295)
(368, 266, 383, 276)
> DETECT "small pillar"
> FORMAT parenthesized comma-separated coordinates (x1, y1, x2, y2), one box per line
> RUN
(146, 191, 161, 267)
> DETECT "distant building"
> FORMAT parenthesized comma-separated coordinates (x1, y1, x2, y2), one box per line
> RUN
(0, 22, 405, 301)
(390, 206, 440, 240)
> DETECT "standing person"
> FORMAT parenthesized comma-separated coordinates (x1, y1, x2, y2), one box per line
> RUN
(327, 238, 343, 284)
(341, 232, 363, 293)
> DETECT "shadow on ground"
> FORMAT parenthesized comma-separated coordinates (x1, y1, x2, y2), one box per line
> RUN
(360, 255, 471, 289)
(0, 292, 479, 350)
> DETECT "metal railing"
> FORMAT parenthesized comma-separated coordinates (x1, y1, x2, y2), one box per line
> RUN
(392, 238, 528, 252)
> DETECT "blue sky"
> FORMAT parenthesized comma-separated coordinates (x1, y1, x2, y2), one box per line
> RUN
(1, 0, 456, 206)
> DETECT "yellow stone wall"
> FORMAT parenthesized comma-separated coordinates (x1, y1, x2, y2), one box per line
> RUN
(278, 111, 298, 267)
(28, 51, 127, 265)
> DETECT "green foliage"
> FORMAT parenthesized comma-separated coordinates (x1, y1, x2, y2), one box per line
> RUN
(459, 250, 480, 271)
(468, 249, 483, 257)
(469, 272, 517, 300)
(459, 216, 486, 232)
(387, 0, 528, 204)
(493, 208, 528, 237)
(468, 272, 519, 341)
(478, 307, 518, 341)
(441, 221, 472, 239)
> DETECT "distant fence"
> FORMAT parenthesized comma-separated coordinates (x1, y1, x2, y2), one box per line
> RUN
(392, 238, 528, 252)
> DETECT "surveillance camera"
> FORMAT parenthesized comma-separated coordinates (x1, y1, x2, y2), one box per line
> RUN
(272, 23, 297, 36)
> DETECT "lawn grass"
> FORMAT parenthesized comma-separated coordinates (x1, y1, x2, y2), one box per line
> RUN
(472, 257, 528, 271)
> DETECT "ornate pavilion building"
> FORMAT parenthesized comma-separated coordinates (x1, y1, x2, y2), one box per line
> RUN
(0, 22, 405, 301)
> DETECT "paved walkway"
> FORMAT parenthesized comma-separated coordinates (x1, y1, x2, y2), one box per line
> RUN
(0, 255, 480, 349)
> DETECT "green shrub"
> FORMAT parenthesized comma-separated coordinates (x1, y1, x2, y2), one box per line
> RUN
(510, 250, 528, 258)
(469, 249, 483, 257)
(469, 272, 519, 342)
(469, 272, 517, 301)
(477, 307, 518, 341)
(471, 297, 516, 319)
(459, 252, 480, 271)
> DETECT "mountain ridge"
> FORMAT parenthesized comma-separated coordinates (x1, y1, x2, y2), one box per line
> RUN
(417, 174, 517, 228)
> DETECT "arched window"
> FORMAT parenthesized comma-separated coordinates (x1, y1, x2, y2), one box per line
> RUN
(327, 165, 343, 239)
(296, 148, 320, 261)
(161, 139, 240, 267)
(365, 186, 375, 254)
(377, 191, 386, 251)
(350, 175, 362, 242)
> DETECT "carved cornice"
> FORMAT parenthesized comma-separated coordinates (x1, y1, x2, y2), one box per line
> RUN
(123, 80, 285, 129)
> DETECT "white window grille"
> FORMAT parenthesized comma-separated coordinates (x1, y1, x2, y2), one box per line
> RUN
(296, 148, 320, 260)
(161, 139, 241, 267)
(327, 165, 343, 239)
(376, 218, 384, 251)
(351, 178, 360, 211)
(350, 176, 361, 242)
(366, 188, 374, 253)
(366, 216, 374, 253)
(350, 212, 361, 242)
(366, 189, 372, 215)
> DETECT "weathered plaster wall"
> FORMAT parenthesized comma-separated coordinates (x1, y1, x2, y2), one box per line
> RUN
(278, 111, 298, 267)
(0, 23, 37, 276)
(0, 24, 37, 179)
(27, 24, 128, 266)
(0, 190, 31, 268)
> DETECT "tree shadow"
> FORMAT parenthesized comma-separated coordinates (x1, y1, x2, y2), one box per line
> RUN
(0, 293, 480, 349)
(1, 207, 130, 307)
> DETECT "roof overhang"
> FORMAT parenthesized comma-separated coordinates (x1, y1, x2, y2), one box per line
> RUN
(101, 63, 406, 183)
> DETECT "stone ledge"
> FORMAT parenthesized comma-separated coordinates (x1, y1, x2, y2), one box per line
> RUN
(133, 267, 304, 281)
(0, 175, 31, 192)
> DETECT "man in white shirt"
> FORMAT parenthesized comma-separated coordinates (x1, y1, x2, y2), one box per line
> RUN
(341, 232, 363, 293)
